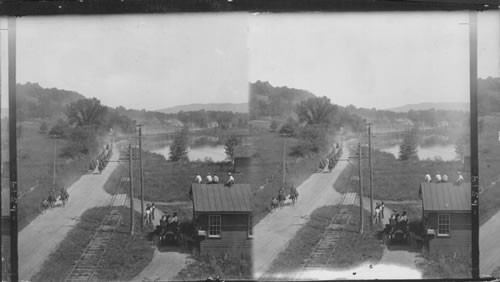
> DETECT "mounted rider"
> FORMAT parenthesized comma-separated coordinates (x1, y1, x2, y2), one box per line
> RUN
(290, 184, 298, 198)
(60, 186, 68, 199)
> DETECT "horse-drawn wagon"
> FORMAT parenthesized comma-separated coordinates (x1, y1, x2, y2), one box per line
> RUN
(385, 219, 410, 244)
(153, 222, 181, 246)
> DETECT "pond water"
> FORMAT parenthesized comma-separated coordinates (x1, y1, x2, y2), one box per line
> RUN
(379, 144, 458, 161)
(152, 144, 227, 162)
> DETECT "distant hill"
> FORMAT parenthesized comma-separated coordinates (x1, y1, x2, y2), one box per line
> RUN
(157, 103, 248, 114)
(387, 102, 469, 113)
(249, 80, 316, 119)
(17, 82, 86, 120)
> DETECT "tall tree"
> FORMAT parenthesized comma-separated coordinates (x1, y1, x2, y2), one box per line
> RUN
(225, 135, 242, 161)
(296, 96, 337, 125)
(66, 98, 107, 128)
(169, 127, 189, 161)
(399, 127, 419, 160)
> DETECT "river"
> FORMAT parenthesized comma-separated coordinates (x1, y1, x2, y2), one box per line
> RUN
(152, 144, 227, 162)
(379, 144, 458, 161)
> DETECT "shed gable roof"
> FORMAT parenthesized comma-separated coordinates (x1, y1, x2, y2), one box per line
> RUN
(419, 182, 470, 212)
(191, 183, 252, 213)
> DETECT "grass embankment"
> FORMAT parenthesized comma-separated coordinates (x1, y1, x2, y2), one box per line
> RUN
(336, 147, 465, 201)
(32, 206, 154, 281)
(417, 251, 471, 279)
(266, 205, 383, 278)
(479, 116, 500, 225)
(16, 121, 108, 230)
(174, 253, 252, 281)
(251, 129, 331, 224)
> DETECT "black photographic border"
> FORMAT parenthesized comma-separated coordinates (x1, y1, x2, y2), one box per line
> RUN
(0, 1, 498, 281)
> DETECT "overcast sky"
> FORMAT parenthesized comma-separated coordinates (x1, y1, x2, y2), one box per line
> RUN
(1, 11, 499, 111)
(13, 14, 249, 111)
(249, 11, 500, 110)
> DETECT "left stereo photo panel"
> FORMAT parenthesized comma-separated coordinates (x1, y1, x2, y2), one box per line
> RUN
(9, 14, 252, 282)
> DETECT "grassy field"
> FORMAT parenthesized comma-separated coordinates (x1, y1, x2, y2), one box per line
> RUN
(335, 146, 465, 201)
(416, 250, 471, 279)
(15, 121, 109, 230)
(266, 205, 383, 277)
(32, 206, 154, 281)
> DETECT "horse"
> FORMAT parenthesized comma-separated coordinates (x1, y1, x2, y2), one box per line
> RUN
(289, 189, 299, 206)
(60, 191, 69, 208)
(41, 199, 50, 213)
(277, 193, 286, 208)
(47, 194, 57, 209)
(270, 197, 279, 212)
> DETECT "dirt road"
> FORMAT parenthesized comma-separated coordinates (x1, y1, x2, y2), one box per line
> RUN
(253, 147, 349, 278)
(131, 199, 189, 282)
(480, 209, 500, 276)
(18, 143, 121, 281)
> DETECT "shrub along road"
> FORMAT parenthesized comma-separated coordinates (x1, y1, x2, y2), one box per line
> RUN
(253, 144, 349, 278)
(18, 143, 121, 281)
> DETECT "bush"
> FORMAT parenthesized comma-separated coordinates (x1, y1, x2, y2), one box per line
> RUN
(269, 120, 279, 132)
(224, 135, 242, 161)
(49, 119, 71, 138)
(175, 253, 252, 280)
(169, 127, 189, 161)
(279, 118, 299, 137)
(289, 142, 313, 158)
(298, 125, 327, 154)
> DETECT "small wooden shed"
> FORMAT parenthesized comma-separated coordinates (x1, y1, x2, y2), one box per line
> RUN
(419, 182, 471, 255)
(190, 183, 253, 256)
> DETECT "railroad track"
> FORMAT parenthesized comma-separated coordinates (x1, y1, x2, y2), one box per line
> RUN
(300, 193, 357, 273)
(65, 193, 127, 281)
(299, 165, 358, 276)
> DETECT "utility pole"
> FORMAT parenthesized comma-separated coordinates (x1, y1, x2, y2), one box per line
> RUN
(358, 142, 364, 234)
(469, 11, 479, 279)
(129, 144, 134, 236)
(138, 125, 144, 229)
(8, 16, 19, 282)
(282, 138, 286, 185)
(53, 139, 57, 186)
(368, 124, 373, 228)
